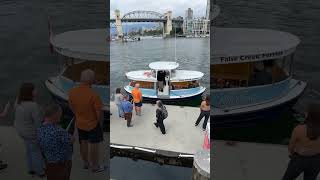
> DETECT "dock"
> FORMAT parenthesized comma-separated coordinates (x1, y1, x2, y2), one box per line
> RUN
(110, 102, 206, 167)
(0, 126, 109, 180)
(213, 140, 307, 180)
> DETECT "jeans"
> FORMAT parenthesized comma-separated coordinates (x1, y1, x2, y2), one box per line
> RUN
(24, 140, 45, 175)
(195, 110, 210, 129)
(116, 104, 124, 117)
(282, 153, 320, 180)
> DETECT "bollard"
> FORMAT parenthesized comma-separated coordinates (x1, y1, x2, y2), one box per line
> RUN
(192, 149, 210, 180)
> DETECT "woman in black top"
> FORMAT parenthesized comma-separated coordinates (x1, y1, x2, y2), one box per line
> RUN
(154, 100, 166, 135)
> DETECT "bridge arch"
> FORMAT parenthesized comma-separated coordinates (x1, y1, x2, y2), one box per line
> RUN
(122, 10, 164, 20)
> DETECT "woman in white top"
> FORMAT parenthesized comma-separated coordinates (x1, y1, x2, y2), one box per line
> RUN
(14, 83, 45, 177)
(115, 88, 124, 118)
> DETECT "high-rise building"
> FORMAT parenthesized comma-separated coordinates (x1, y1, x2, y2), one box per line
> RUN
(185, 8, 193, 20)
(184, 8, 194, 35)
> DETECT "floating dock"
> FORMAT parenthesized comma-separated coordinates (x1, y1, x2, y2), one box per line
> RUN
(212, 140, 307, 180)
(110, 102, 206, 167)
(0, 126, 109, 180)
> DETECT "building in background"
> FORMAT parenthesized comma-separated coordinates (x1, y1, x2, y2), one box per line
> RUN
(183, 0, 210, 37)
(183, 8, 193, 35)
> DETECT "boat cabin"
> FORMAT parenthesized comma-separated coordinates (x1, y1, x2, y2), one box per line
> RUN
(211, 56, 293, 89)
(125, 61, 204, 98)
(61, 57, 109, 85)
(211, 28, 299, 89)
(50, 29, 109, 86)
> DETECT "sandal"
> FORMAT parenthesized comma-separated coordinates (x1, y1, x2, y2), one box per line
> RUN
(91, 165, 106, 173)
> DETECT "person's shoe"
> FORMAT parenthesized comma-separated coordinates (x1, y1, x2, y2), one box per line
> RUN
(0, 163, 8, 171)
(91, 165, 106, 173)
(154, 123, 158, 128)
(202, 128, 206, 131)
(36, 173, 46, 178)
(195, 123, 198, 126)
(28, 171, 35, 175)
(83, 165, 89, 170)
(127, 125, 133, 127)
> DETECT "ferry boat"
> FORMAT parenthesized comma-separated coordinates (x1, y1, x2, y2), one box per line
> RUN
(124, 61, 206, 103)
(44, 29, 109, 127)
(211, 28, 307, 127)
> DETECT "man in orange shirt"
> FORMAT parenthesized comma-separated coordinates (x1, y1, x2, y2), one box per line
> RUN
(68, 69, 105, 173)
(131, 83, 143, 116)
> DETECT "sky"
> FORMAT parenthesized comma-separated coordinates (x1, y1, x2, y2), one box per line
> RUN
(110, 0, 208, 18)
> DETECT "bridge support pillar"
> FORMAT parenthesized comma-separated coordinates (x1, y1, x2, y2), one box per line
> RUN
(115, 9, 123, 39)
(163, 11, 173, 36)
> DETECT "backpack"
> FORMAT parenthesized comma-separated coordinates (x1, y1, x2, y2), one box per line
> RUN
(162, 106, 168, 119)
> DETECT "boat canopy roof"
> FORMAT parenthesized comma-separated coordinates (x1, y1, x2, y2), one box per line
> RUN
(50, 29, 108, 61)
(149, 61, 179, 70)
(212, 28, 300, 64)
(126, 70, 204, 82)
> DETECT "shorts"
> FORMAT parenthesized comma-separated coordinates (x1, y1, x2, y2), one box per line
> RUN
(78, 123, 103, 144)
(134, 101, 142, 107)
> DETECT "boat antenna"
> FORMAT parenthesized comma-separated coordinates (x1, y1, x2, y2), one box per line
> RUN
(175, 26, 177, 61)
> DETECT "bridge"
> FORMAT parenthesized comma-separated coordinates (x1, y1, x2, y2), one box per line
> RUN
(109, 10, 183, 38)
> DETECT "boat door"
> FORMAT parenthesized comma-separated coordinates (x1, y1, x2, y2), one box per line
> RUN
(156, 70, 170, 97)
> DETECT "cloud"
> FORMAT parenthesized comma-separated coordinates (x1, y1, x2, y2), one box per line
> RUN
(110, 0, 207, 18)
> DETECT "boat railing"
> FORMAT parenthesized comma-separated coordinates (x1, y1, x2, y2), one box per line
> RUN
(212, 80, 303, 112)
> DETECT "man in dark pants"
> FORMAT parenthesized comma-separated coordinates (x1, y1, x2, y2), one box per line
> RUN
(154, 100, 166, 134)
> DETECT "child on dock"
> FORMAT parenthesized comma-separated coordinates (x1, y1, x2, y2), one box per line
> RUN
(121, 94, 133, 127)
(37, 104, 74, 180)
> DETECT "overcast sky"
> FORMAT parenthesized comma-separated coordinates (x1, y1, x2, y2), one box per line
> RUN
(110, 0, 208, 18)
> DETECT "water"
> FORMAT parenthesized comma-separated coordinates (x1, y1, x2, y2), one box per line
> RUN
(110, 38, 210, 106)
(213, 0, 320, 143)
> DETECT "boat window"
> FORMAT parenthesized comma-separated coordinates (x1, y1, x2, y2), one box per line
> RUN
(211, 63, 252, 88)
(211, 57, 291, 89)
(62, 60, 109, 85)
(129, 81, 154, 89)
(171, 81, 199, 90)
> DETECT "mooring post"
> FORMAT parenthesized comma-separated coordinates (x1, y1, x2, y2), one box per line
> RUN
(192, 149, 210, 180)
